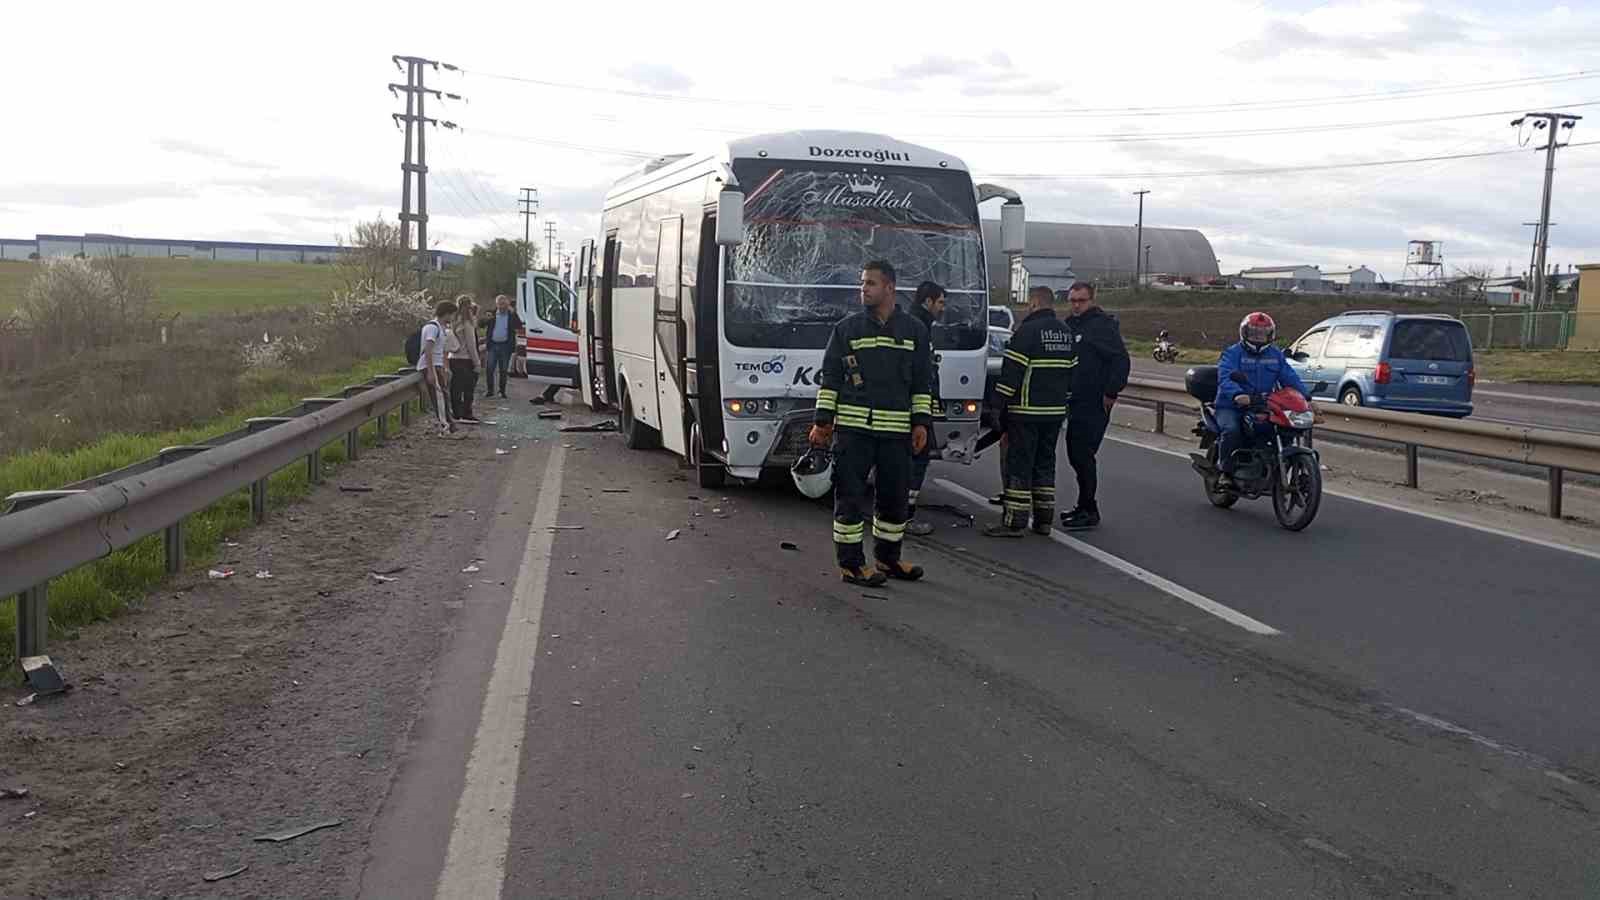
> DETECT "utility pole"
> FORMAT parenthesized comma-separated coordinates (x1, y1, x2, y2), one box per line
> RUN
(1132, 189, 1150, 290)
(519, 188, 539, 268)
(1144, 244, 1153, 282)
(391, 55, 462, 291)
(1511, 112, 1581, 309)
(544, 221, 558, 274)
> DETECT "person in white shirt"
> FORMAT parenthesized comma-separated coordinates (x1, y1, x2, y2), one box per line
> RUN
(417, 299, 463, 436)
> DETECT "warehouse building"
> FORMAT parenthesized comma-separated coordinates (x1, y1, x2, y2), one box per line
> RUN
(0, 233, 466, 268)
(981, 220, 1220, 299)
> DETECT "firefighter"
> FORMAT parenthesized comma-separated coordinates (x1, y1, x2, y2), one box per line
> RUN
(809, 260, 935, 587)
(905, 280, 945, 536)
(983, 285, 1075, 537)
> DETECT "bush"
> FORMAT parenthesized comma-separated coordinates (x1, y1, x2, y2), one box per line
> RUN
(20, 256, 165, 355)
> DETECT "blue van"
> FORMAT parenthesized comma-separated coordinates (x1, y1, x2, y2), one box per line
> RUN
(1286, 311, 1474, 418)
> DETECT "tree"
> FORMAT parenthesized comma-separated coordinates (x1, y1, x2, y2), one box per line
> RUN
(467, 238, 536, 300)
(335, 217, 411, 292)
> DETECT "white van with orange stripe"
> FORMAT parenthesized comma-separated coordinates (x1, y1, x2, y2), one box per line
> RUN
(515, 270, 580, 392)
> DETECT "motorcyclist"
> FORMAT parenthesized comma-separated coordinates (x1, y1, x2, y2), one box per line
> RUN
(1214, 312, 1310, 489)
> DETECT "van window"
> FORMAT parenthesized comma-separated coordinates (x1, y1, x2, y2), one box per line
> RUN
(534, 279, 572, 329)
(1390, 320, 1471, 361)
(1325, 324, 1381, 360)
(1292, 327, 1329, 359)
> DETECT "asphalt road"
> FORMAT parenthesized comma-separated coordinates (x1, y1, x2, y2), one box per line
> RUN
(363, 419, 1600, 898)
(1131, 357, 1600, 434)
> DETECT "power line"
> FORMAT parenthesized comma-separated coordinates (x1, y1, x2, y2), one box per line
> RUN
(977, 140, 1600, 181)
(464, 66, 1600, 119)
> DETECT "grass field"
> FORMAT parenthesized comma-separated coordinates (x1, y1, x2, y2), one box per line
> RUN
(0, 258, 345, 317)
(0, 355, 408, 672)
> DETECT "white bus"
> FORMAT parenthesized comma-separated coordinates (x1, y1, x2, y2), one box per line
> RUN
(575, 130, 1024, 487)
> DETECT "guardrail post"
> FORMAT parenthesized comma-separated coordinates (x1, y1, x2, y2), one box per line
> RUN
(341, 385, 375, 461)
(15, 583, 47, 660)
(245, 418, 294, 523)
(1549, 467, 1564, 519)
(1405, 444, 1419, 489)
(1154, 401, 1166, 435)
(377, 409, 389, 442)
(157, 446, 210, 573)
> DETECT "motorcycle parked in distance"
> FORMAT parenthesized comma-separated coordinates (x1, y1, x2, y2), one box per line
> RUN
(1185, 366, 1326, 531)
(1152, 331, 1180, 364)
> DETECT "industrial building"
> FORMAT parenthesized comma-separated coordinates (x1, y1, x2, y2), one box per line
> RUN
(0, 233, 466, 268)
(981, 220, 1220, 299)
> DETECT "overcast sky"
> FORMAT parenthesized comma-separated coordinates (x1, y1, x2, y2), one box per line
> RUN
(6, 0, 1599, 281)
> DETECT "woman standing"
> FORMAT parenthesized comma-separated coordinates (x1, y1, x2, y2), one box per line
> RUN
(448, 297, 482, 424)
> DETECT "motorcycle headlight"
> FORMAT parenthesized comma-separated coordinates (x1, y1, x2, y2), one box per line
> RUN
(1286, 410, 1316, 429)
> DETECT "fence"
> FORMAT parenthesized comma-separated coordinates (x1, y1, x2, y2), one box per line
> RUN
(1457, 310, 1595, 351)
(1, 370, 426, 660)
(1118, 376, 1600, 520)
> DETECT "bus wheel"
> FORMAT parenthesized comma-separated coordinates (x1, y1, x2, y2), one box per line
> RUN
(690, 420, 725, 488)
(620, 385, 651, 450)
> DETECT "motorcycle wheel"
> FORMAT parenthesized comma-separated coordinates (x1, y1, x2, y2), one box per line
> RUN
(1203, 446, 1238, 508)
(1272, 454, 1322, 531)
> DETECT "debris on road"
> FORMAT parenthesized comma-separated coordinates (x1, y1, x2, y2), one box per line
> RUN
(549, 525, 585, 531)
(431, 512, 450, 519)
(495, 449, 510, 456)
(252, 818, 343, 843)
(21, 656, 66, 695)
(712, 507, 723, 514)
(338, 485, 374, 493)
(666, 529, 681, 541)
(601, 488, 629, 493)
(862, 593, 889, 601)
(680, 792, 695, 799)
(207, 568, 235, 580)
(691, 745, 703, 752)
(537, 410, 563, 420)
(0, 787, 29, 800)
(372, 565, 408, 576)
(371, 574, 399, 584)
(780, 541, 799, 551)
(570, 699, 583, 707)
(461, 564, 482, 574)
(222, 540, 242, 549)
(202, 864, 248, 883)
(150, 628, 191, 640)
(559, 420, 618, 433)
(254, 570, 274, 580)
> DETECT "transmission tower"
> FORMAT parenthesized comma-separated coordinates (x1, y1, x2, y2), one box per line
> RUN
(544, 221, 558, 274)
(1510, 111, 1582, 308)
(519, 188, 539, 268)
(391, 55, 461, 290)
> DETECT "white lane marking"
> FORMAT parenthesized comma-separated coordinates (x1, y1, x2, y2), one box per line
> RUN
(933, 478, 1282, 636)
(1475, 388, 1600, 409)
(436, 444, 566, 900)
(1101, 434, 1600, 563)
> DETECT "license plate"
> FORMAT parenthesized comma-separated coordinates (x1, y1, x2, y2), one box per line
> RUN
(1416, 375, 1451, 385)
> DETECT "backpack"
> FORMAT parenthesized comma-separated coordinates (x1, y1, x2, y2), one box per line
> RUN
(404, 321, 428, 366)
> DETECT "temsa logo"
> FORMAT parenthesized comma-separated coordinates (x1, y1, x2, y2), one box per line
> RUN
(734, 356, 785, 375)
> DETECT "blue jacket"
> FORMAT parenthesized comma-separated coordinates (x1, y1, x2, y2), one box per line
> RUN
(1216, 343, 1309, 406)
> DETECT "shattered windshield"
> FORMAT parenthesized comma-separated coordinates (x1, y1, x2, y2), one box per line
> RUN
(725, 162, 986, 350)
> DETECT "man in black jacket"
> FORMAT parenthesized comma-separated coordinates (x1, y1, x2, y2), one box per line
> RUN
(905, 281, 945, 536)
(985, 285, 1074, 537)
(481, 294, 524, 400)
(1062, 282, 1130, 530)
(809, 261, 934, 587)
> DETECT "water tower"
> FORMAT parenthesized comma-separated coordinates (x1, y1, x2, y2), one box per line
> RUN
(1402, 240, 1444, 290)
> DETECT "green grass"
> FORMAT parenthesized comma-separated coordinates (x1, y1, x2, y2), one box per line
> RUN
(1474, 350, 1600, 385)
(0, 356, 410, 671)
(0, 258, 345, 318)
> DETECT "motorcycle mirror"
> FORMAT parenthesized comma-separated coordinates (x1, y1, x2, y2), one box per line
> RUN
(1229, 371, 1250, 385)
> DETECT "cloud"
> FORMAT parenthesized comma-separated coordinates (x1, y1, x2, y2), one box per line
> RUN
(1, 182, 203, 207)
(1234, 9, 1475, 61)
(154, 138, 274, 171)
(610, 62, 694, 92)
(838, 53, 1067, 99)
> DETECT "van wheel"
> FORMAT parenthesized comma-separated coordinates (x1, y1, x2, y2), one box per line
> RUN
(1339, 386, 1363, 407)
(690, 420, 725, 488)
(619, 385, 657, 450)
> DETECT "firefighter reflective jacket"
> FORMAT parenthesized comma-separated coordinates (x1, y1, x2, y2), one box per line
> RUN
(814, 308, 934, 437)
(992, 307, 1075, 418)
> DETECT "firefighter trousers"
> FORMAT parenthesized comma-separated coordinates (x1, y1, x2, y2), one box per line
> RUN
(832, 429, 911, 570)
(1001, 417, 1064, 529)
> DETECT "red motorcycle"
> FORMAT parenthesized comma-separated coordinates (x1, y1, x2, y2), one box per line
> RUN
(1186, 366, 1325, 532)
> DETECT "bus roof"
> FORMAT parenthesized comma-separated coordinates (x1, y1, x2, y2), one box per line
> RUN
(605, 130, 971, 204)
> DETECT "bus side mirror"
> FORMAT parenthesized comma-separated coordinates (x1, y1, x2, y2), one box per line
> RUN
(1000, 201, 1025, 254)
(716, 190, 745, 246)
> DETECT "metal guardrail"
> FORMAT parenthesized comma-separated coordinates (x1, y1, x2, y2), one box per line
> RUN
(1119, 376, 1600, 520)
(2, 370, 426, 660)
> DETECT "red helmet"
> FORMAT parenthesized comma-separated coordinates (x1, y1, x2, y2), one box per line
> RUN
(1239, 311, 1276, 352)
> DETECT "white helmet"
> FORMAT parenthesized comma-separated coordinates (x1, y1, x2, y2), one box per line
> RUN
(791, 446, 834, 499)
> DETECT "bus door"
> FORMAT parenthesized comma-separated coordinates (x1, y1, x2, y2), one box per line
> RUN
(653, 215, 687, 455)
(590, 235, 619, 408)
